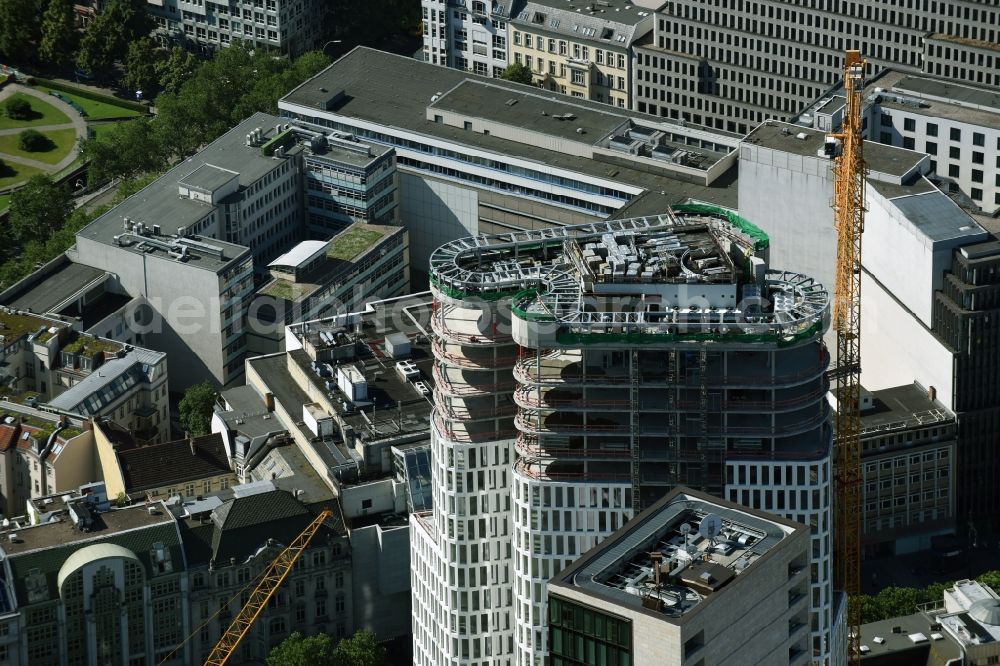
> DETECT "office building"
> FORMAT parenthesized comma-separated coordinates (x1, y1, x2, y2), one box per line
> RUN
(0, 501, 190, 664)
(249, 223, 410, 353)
(177, 487, 351, 663)
(739, 120, 1000, 530)
(421, 0, 510, 74)
(859, 72, 1000, 219)
(147, 0, 322, 56)
(932, 240, 1000, 532)
(508, 0, 660, 108)
(2, 112, 402, 387)
(547, 486, 811, 666)
(830, 384, 957, 559)
(633, 1, 1000, 133)
(279, 48, 742, 284)
(412, 207, 840, 665)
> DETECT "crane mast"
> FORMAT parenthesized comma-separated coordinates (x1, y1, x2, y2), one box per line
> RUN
(830, 49, 867, 665)
(203, 509, 333, 666)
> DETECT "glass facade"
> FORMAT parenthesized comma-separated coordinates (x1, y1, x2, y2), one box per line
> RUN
(548, 596, 632, 666)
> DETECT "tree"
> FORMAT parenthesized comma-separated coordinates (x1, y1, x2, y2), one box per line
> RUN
(329, 630, 386, 666)
(123, 37, 162, 95)
(267, 630, 386, 666)
(80, 117, 166, 184)
(500, 62, 534, 86)
(39, 0, 78, 66)
(179, 381, 217, 437)
(267, 632, 335, 666)
(76, 0, 152, 77)
(155, 46, 197, 94)
(0, 0, 41, 60)
(18, 129, 51, 152)
(8, 175, 73, 245)
(4, 97, 32, 119)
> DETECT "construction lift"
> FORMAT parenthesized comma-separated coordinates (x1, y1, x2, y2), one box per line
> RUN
(201, 508, 333, 666)
(829, 50, 867, 665)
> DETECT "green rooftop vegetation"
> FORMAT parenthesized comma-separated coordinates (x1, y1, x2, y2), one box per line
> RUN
(61, 334, 121, 356)
(260, 278, 316, 301)
(59, 426, 84, 440)
(0, 312, 57, 344)
(326, 225, 387, 262)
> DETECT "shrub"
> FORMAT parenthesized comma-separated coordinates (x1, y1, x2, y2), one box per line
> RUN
(18, 129, 51, 152)
(4, 97, 31, 120)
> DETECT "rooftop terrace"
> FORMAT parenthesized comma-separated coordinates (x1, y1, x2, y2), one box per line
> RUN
(550, 487, 804, 621)
(430, 207, 829, 342)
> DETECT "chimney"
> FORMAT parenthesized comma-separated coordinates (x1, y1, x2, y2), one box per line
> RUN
(927, 385, 937, 402)
(650, 551, 663, 586)
(264, 392, 275, 412)
(189, 438, 196, 456)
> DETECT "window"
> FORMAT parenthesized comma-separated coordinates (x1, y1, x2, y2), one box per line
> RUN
(972, 169, 984, 183)
(926, 141, 937, 155)
(971, 188, 983, 201)
(949, 164, 960, 178)
(335, 571, 344, 588)
(950, 127, 961, 141)
(571, 70, 585, 85)
(903, 137, 914, 150)
(903, 118, 915, 132)
(973, 132, 985, 147)
(926, 123, 938, 137)
(950, 146, 961, 159)
(973, 151, 984, 164)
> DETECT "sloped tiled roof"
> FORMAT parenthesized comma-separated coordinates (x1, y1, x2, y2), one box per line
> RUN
(180, 490, 346, 567)
(0, 425, 18, 452)
(118, 433, 232, 493)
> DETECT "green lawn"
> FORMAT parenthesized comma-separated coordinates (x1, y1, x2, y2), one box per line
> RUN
(0, 162, 44, 189)
(34, 85, 142, 121)
(0, 193, 10, 211)
(0, 128, 78, 165)
(0, 93, 71, 129)
(88, 119, 136, 140)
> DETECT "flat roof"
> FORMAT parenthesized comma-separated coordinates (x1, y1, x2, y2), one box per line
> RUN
(743, 121, 925, 180)
(550, 486, 805, 623)
(889, 191, 986, 243)
(928, 32, 1000, 53)
(513, 0, 661, 30)
(179, 163, 238, 193)
(259, 223, 402, 302)
(77, 112, 285, 272)
(0, 503, 175, 555)
(4, 260, 106, 314)
(859, 384, 953, 431)
(246, 353, 355, 468)
(867, 69, 1000, 129)
(287, 294, 436, 443)
(859, 612, 960, 664)
(280, 47, 739, 210)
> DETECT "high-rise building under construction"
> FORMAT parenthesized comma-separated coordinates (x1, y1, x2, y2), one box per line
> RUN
(410, 206, 841, 666)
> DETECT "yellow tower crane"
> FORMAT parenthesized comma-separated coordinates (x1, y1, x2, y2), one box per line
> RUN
(203, 508, 333, 666)
(829, 50, 867, 665)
